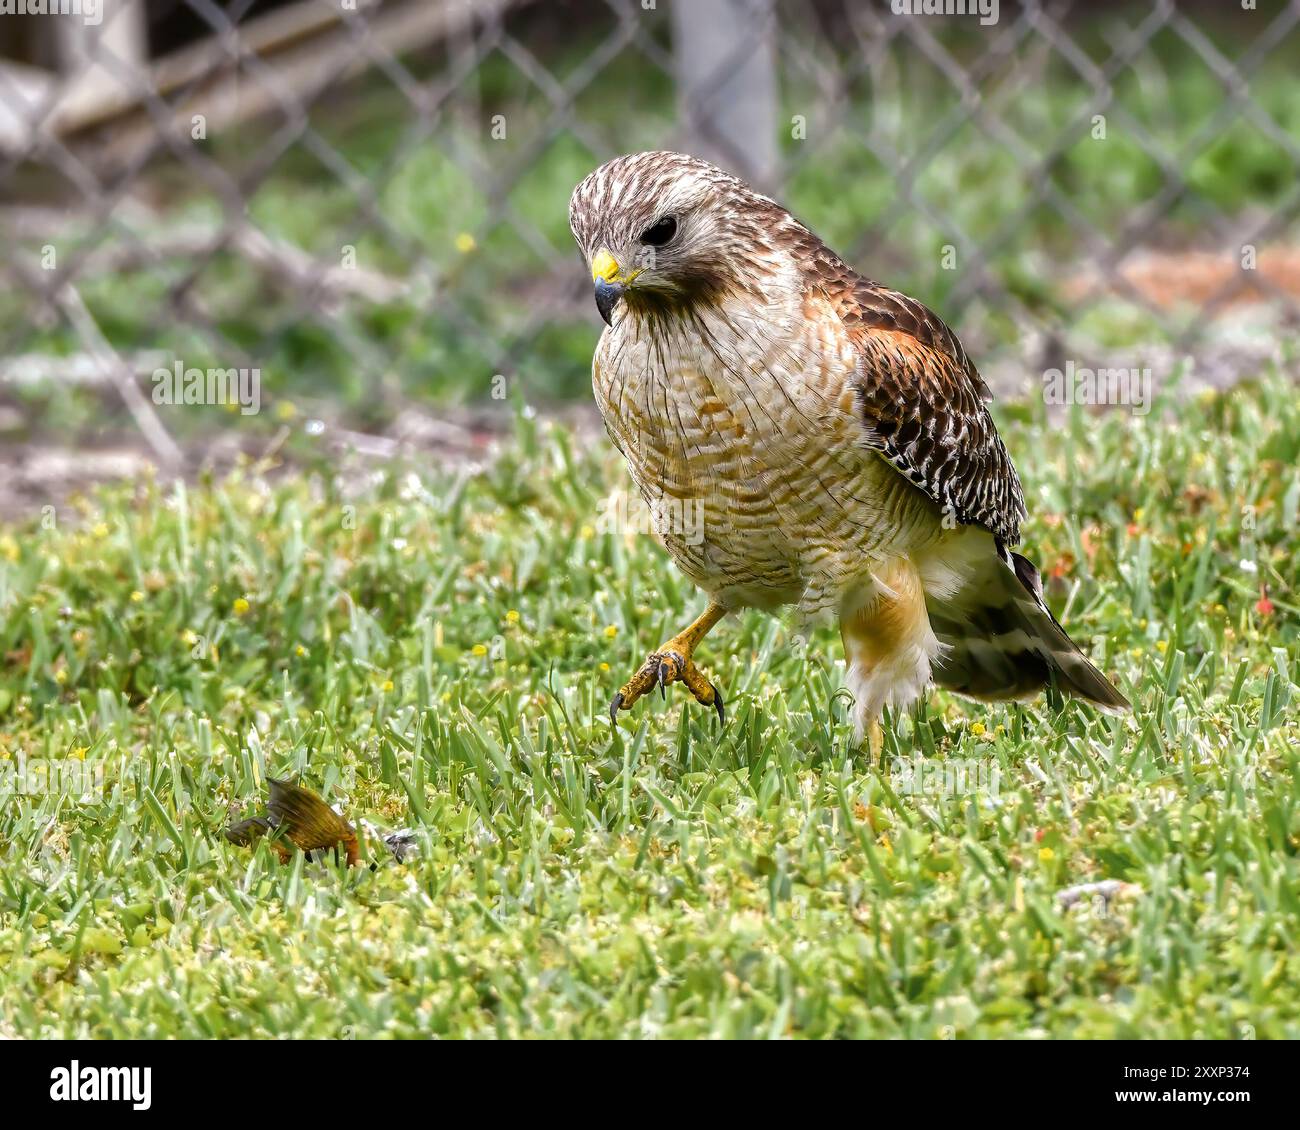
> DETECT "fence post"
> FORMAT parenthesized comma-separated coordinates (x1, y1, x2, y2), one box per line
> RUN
(53, 0, 150, 129)
(670, 0, 779, 190)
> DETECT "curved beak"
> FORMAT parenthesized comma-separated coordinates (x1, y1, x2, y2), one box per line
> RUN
(594, 278, 624, 326)
(590, 247, 631, 326)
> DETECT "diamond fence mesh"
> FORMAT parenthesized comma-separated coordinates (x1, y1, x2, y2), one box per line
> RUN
(1, 0, 1298, 475)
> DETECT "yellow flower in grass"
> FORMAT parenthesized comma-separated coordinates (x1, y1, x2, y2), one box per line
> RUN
(970, 722, 986, 737)
(1038, 847, 1055, 863)
(505, 610, 520, 624)
(129, 590, 144, 604)
(381, 680, 394, 693)
(604, 625, 618, 639)
(232, 597, 250, 616)
(471, 643, 488, 657)
(455, 232, 476, 254)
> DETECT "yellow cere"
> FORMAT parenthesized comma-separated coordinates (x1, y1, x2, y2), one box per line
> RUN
(591, 248, 620, 283)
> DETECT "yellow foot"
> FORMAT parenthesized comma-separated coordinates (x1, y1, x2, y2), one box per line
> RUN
(866, 719, 883, 766)
(609, 640, 724, 724)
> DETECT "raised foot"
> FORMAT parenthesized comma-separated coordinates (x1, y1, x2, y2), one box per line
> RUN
(609, 648, 725, 725)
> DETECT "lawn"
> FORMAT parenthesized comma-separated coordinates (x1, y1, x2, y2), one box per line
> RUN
(0, 372, 1296, 1039)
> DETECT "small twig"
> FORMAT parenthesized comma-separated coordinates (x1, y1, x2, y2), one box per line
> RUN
(228, 226, 409, 304)
(0, 349, 170, 387)
(53, 283, 183, 470)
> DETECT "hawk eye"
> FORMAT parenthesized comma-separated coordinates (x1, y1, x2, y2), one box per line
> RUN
(639, 216, 677, 247)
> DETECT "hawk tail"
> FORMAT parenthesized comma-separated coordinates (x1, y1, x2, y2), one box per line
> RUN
(927, 550, 1130, 713)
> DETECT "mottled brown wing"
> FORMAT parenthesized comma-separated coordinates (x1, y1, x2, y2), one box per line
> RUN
(808, 243, 1026, 547)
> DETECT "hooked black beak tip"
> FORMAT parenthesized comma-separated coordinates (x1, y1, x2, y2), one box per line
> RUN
(594, 278, 624, 326)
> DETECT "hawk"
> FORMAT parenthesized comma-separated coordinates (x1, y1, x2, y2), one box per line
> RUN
(569, 151, 1129, 752)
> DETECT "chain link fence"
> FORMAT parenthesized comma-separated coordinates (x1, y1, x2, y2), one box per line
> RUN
(1, 0, 1298, 478)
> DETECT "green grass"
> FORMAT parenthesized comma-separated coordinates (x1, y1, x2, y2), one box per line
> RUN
(0, 373, 1297, 1039)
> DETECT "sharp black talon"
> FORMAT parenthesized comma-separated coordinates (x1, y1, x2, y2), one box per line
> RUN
(657, 661, 670, 697)
(711, 685, 725, 725)
(609, 692, 624, 723)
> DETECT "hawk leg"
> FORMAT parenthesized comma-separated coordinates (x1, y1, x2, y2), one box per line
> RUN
(841, 558, 939, 763)
(610, 601, 727, 724)
(865, 719, 883, 765)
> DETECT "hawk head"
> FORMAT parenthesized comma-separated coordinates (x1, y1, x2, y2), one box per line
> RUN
(569, 151, 793, 326)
